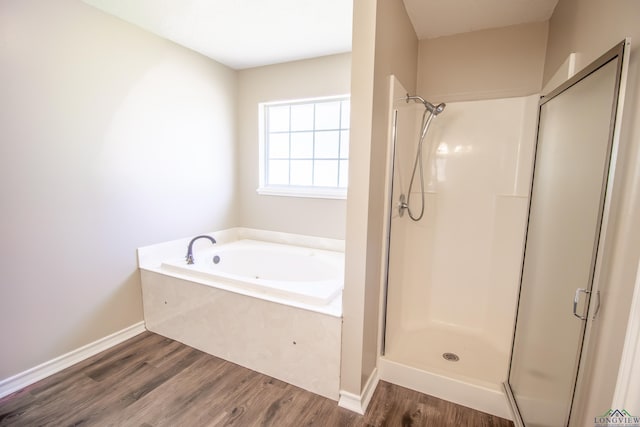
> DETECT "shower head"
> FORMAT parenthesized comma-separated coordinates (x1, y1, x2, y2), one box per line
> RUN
(429, 102, 446, 115)
(405, 94, 446, 115)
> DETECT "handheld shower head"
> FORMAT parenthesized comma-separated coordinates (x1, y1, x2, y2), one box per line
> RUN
(425, 101, 446, 115)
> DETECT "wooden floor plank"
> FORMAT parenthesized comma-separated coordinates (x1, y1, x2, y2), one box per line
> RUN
(0, 332, 514, 427)
(64, 346, 204, 426)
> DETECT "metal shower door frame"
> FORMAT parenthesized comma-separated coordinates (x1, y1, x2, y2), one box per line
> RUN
(504, 39, 630, 427)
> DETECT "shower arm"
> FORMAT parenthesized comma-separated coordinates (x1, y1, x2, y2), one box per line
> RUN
(406, 94, 445, 116)
(405, 94, 427, 104)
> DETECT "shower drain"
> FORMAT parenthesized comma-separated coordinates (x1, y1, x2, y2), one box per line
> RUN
(442, 352, 460, 362)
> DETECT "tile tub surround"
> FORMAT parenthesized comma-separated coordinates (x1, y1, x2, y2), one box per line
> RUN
(137, 228, 344, 400)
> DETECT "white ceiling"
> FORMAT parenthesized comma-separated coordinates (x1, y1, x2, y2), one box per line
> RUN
(82, 0, 353, 70)
(403, 0, 559, 40)
(83, 0, 559, 70)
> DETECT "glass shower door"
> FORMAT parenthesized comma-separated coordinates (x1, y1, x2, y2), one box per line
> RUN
(506, 42, 627, 427)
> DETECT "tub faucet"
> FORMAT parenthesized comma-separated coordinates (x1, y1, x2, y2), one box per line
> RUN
(186, 235, 216, 264)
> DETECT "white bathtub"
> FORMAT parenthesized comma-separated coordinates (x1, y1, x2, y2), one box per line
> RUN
(161, 239, 344, 307)
(137, 228, 344, 400)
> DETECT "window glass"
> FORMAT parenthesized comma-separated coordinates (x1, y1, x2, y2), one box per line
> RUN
(260, 96, 350, 197)
(290, 132, 314, 159)
(314, 160, 339, 187)
(268, 160, 289, 185)
(268, 133, 289, 158)
(290, 104, 315, 131)
(268, 106, 289, 132)
(314, 131, 340, 159)
(315, 101, 341, 130)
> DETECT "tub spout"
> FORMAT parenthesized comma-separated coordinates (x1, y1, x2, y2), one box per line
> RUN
(186, 235, 216, 264)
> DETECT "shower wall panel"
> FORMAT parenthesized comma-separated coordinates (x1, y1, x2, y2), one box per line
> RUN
(386, 95, 538, 363)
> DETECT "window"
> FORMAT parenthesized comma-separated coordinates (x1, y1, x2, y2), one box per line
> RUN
(258, 95, 350, 199)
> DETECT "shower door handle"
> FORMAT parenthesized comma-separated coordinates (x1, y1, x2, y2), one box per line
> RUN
(573, 288, 591, 320)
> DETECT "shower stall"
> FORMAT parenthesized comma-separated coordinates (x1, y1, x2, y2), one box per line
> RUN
(379, 76, 539, 418)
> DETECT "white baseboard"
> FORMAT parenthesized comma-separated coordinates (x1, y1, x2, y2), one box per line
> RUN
(338, 367, 380, 415)
(379, 357, 511, 420)
(0, 321, 146, 399)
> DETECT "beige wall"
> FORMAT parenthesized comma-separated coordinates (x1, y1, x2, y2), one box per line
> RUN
(542, 0, 640, 423)
(236, 54, 351, 240)
(417, 22, 548, 102)
(340, 0, 377, 396)
(341, 0, 418, 395)
(362, 0, 419, 387)
(0, 0, 237, 379)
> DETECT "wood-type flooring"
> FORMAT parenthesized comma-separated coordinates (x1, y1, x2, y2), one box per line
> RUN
(0, 331, 514, 426)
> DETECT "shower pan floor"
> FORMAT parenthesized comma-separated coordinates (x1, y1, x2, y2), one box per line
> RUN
(384, 325, 509, 389)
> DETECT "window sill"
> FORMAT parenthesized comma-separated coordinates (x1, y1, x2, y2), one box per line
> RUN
(257, 186, 347, 200)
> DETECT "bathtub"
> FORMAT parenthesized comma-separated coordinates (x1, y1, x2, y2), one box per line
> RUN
(161, 239, 344, 307)
(137, 228, 344, 400)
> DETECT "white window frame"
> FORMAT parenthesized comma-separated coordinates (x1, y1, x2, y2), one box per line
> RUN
(257, 94, 350, 200)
